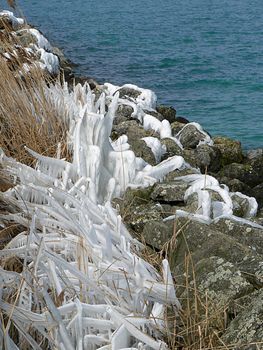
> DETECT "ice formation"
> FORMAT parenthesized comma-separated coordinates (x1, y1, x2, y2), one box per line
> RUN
(0, 82, 184, 350)
(0, 10, 60, 75)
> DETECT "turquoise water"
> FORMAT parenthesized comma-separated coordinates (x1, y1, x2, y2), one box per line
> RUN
(16, 0, 263, 149)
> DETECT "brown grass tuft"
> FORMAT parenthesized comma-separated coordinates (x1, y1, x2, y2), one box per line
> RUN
(0, 31, 69, 165)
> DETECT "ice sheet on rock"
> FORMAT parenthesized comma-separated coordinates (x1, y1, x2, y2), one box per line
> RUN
(0, 10, 24, 29)
(38, 48, 60, 75)
(133, 155, 188, 188)
(27, 28, 52, 51)
(142, 137, 166, 163)
(177, 122, 213, 146)
(230, 191, 258, 218)
(104, 83, 157, 110)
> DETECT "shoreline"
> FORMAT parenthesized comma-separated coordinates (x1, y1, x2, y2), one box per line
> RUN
(1, 10, 263, 349)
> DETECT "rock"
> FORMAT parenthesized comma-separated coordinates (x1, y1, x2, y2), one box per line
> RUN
(231, 193, 252, 218)
(218, 177, 251, 194)
(184, 192, 200, 212)
(245, 148, 263, 161)
(164, 168, 199, 182)
(114, 104, 134, 124)
(124, 202, 163, 233)
(219, 163, 262, 187)
(111, 120, 157, 164)
(245, 152, 263, 186)
(122, 186, 154, 206)
(175, 116, 189, 124)
(117, 87, 141, 100)
(156, 105, 176, 123)
(143, 109, 164, 122)
(169, 218, 261, 271)
(112, 188, 163, 233)
(183, 144, 221, 173)
(221, 289, 263, 347)
(178, 124, 207, 149)
(142, 220, 174, 249)
(111, 120, 151, 140)
(170, 121, 186, 135)
(132, 139, 156, 165)
(160, 138, 183, 160)
(213, 136, 243, 166)
(250, 183, 263, 209)
(190, 256, 253, 306)
(212, 218, 263, 255)
(150, 182, 188, 203)
(111, 120, 142, 139)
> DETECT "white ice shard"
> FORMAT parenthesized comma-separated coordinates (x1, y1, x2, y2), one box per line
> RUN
(0, 81, 181, 350)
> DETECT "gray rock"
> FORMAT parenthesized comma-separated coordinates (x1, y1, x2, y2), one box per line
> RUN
(170, 218, 261, 271)
(245, 148, 263, 161)
(156, 105, 177, 124)
(143, 109, 164, 121)
(164, 168, 199, 182)
(213, 136, 243, 166)
(219, 163, 262, 187)
(150, 182, 188, 203)
(231, 193, 252, 218)
(218, 177, 251, 194)
(142, 220, 174, 249)
(212, 218, 263, 255)
(132, 139, 156, 165)
(221, 289, 263, 348)
(161, 138, 183, 160)
(251, 183, 263, 209)
(117, 87, 141, 100)
(190, 256, 253, 306)
(111, 120, 156, 141)
(114, 104, 134, 124)
(170, 121, 186, 135)
(178, 124, 207, 149)
(183, 144, 221, 172)
(125, 202, 164, 233)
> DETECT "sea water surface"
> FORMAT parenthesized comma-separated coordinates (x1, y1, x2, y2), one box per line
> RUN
(17, 0, 263, 149)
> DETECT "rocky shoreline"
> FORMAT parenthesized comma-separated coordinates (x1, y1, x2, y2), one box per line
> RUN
(1, 10, 263, 349)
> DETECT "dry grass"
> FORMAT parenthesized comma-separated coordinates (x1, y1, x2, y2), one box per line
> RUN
(0, 28, 69, 165)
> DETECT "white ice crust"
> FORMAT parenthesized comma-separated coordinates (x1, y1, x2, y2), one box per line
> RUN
(0, 82, 182, 350)
(0, 11, 60, 74)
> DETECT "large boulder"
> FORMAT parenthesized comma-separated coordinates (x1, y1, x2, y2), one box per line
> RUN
(212, 218, 263, 255)
(156, 105, 177, 124)
(213, 136, 243, 166)
(150, 182, 188, 203)
(117, 86, 141, 100)
(185, 256, 253, 306)
(219, 163, 262, 187)
(183, 144, 221, 173)
(170, 121, 186, 135)
(178, 124, 208, 149)
(133, 139, 156, 165)
(161, 138, 183, 160)
(250, 183, 263, 209)
(221, 289, 263, 348)
(142, 220, 174, 250)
